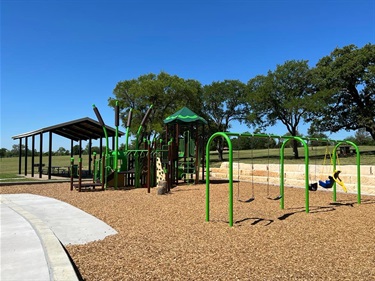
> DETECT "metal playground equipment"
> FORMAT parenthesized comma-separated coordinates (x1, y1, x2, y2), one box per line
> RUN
(71, 103, 207, 192)
(205, 132, 361, 227)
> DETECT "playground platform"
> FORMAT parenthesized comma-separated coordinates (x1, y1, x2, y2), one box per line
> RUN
(0, 194, 117, 281)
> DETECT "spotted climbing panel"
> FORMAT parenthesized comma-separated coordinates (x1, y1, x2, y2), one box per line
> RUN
(156, 157, 165, 185)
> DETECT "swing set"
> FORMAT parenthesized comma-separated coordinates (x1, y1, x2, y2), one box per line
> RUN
(309, 142, 348, 193)
(235, 135, 281, 203)
(205, 132, 362, 227)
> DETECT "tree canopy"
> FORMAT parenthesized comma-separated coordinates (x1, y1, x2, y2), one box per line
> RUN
(312, 43, 375, 140)
(102, 43, 375, 159)
(202, 80, 247, 159)
(110, 72, 203, 141)
(245, 60, 316, 158)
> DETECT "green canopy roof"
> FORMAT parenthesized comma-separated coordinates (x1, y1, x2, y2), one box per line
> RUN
(164, 107, 207, 124)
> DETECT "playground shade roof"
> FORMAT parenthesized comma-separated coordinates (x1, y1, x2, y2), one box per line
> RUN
(163, 107, 207, 125)
(12, 117, 124, 142)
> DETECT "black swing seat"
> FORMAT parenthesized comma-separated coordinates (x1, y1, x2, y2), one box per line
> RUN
(238, 197, 255, 203)
(267, 195, 282, 200)
(309, 183, 318, 191)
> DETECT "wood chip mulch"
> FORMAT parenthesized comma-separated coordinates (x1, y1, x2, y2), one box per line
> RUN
(1, 181, 375, 281)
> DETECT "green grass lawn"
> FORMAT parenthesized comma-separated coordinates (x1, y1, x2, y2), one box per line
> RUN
(209, 145, 375, 167)
(0, 155, 91, 182)
(1, 146, 374, 182)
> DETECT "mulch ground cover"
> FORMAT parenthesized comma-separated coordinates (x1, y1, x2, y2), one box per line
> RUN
(1, 181, 375, 280)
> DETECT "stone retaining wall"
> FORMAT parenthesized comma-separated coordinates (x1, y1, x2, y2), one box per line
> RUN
(209, 162, 375, 195)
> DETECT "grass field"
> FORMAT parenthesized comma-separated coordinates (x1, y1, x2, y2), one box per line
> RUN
(1, 146, 374, 182)
(0, 155, 87, 182)
(209, 145, 375, 167)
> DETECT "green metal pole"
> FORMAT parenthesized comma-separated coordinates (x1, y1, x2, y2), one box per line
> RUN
(228, 137, 233, 227)
(279, 136, 309, 212)
(205, 140, 210, 223)
(205, 132, 233, 227)
(280, 140, 286, 210)
(125, 108, 132, 151)
(114, 101, 119, 189)
(333, 141, 361, 204)
(294, 136, 309, 213)
(344, 141, 361, 204)
(332, 143, 339, 202)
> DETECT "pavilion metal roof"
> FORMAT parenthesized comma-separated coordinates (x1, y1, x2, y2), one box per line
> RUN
(12, 117, 124, 142)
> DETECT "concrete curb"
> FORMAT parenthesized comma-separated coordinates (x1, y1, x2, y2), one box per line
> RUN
(1, 197, 79, 281)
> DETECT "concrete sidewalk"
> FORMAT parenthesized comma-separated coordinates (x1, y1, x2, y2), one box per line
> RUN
(1, 194, 118, 281)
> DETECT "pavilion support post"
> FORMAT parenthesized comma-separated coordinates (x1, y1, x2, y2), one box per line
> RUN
(70, 158, 74, 191)
(78, 158, 82, 192)
(24, 137, 28, 176)
(70, 139, 74, 158)
(48, 131, 53, 179)
(88, 138, 92, 175)
(79, 140, 82, 158)
(18, 139, 22, 175)
(39, 133, 43, 178)
(31, 135, 35, 177)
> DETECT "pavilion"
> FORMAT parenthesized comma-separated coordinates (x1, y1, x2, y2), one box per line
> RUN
(12, 117, 124, 179)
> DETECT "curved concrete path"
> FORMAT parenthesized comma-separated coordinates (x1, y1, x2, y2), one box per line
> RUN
(1, 194, 117, 281)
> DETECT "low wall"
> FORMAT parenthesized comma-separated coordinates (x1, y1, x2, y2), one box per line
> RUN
(209, 162, 375, 196)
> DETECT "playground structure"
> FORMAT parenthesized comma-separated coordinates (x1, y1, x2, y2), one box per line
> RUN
(205, 132, 362, 227)
(70, 153, 105, 192)
(71, 103, 207, 192)
(163, 107, 207, 189)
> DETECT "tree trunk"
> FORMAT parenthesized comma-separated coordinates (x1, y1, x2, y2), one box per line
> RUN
(293, 139, 299, 159)
(217, 147, 224, 161)
(217, 139, 224, 161)
(368, 126, 375, 142)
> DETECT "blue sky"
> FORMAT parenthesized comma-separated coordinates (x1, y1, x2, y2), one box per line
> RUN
(1, 0, 374, 151)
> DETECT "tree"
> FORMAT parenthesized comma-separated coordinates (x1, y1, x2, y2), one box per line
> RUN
(110, 72, 204, 144)
(352, 128, 375, 145)
(246, 60, 315, 158)
(83, 144, 100, 155)
(0, 148, 8, 158)
(307, 125, 329, 147)
(91, 146, 101, 154)
(312, 44, 375, 141)
(72, 145, 81, 155)
(11, 144, 20, 156)
(55, 147, 68, 156)
(202, 80, 247, 160)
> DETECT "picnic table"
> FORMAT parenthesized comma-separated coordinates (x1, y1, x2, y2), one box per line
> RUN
(50, 166, 68, 175)
(33, 163, 45, 172)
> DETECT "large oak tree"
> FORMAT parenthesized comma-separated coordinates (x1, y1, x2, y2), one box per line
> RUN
(246, 60, 316, 158)
(202, 80, 247, 160)
(311, 44, 375, 141)
(110, 72, 203, 142)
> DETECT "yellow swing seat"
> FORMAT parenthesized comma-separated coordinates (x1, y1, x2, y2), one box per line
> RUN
(333, 170, 347, 193)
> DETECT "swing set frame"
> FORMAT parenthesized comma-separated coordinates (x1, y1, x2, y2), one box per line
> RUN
(205, 132, 362, 227)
